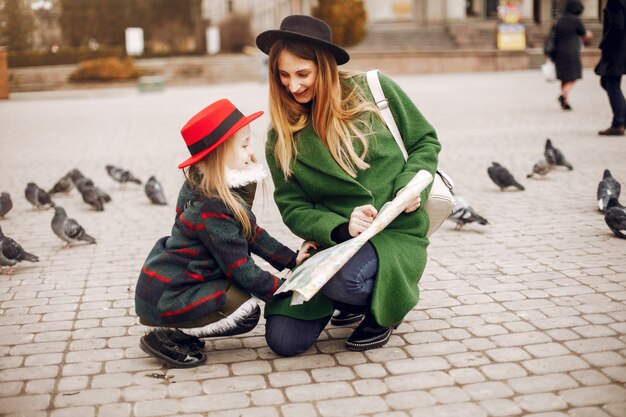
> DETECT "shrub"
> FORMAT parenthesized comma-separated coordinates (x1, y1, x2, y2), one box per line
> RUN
(313, 0, 367, 47)
(219, 13, 253, 53)
(68, 57, 142, 82)
(8, 47, 124, 68)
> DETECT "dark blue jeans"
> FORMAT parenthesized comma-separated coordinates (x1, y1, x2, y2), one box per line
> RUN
(265, 242, 378, 357)
(600, 75, 626, 127)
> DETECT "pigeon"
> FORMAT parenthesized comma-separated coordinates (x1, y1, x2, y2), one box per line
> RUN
(597, 169, 621, 212)
(70, 169, 111, 204)
(487, 162, 525, 191)
(0, 225, 39, 274)
(106, 164, 142, 185)
(80, 186, 105, 211)
(25, 182, 55, 209)
(447, 193, 489, 230)
(604, 197, 626, 239)
(48, 173, 74, 195)
(145, 176, 167, 205)
(51, 206, 97, 246)
(545, 139, 573, 170)
(544, 139, 557, 166)
(0, 192, 12, 218)
(526, 158, 552, 178)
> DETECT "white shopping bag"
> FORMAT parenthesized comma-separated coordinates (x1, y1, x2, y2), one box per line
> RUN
(541, 59, 556, 82)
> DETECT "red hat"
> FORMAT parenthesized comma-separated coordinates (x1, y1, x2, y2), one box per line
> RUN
(178, 99, 263, 168)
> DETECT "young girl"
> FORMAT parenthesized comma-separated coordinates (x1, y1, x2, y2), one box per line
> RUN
(135, 98, 312, 368)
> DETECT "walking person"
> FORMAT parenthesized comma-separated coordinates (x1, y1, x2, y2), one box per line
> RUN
(134, 98, 314, 368)
(596, 0, 626, 135)
(553, 0, 593, 111)
(255, 15, 441, 356)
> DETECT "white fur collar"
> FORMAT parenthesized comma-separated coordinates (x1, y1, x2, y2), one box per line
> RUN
(225, 163, 267, 188)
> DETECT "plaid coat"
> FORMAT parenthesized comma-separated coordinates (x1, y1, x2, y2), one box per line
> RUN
(135, 182, 296, 326)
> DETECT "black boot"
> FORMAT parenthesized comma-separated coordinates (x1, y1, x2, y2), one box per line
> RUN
(558, 95, 572, 110)
(345, 312, 396, 351)
(331, 302, 365, 326)
(331, 310, 365, 326)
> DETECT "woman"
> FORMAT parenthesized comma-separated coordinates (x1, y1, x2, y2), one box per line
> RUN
(553, 0, 592, 110)
(255, 15, 441, 356)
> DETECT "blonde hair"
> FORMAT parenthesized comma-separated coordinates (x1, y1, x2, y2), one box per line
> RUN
(268, 39, 379, 179)
(184, 131, 253, 238)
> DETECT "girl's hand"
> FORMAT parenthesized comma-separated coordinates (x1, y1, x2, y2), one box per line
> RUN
(348, 204, 377, 237)
(404, 196, 421, 213)
(296, 241, 318, 265)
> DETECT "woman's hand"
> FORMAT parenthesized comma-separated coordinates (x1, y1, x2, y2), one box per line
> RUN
(348, 204, 377, 237)
(404, 195, 421, 213)
(296, 241, 318, 265)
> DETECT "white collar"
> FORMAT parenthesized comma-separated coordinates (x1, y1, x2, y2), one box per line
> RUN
(225, 163, 267, 188)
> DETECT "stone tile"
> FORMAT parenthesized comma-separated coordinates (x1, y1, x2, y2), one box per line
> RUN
(480, 363, 527, 380)
(409, 403, 487, 417)
(522, 355, 590, 374)
(560, 385, 626, 407)
(285, 382, 354, 402)
(384, 372, 454, 392)
(353, 379, 389, 396)
(463, 382, 514, 400)
(384, 391, 435, 410)
(267, 371, 311, 388)
(514, 393, 567, 413)
(317, 396, 389, 416)
(479, 398, 523, 416)
(201, 375, 266, 395)
(250, 389, 284, 406)
(385, 357, 449, 375)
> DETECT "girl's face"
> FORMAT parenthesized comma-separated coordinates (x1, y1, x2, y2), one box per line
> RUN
(277, 49, 318, 104)
(225, 126, 254, 170)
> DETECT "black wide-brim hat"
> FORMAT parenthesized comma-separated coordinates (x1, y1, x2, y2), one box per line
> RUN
(256, 15, 350, 65)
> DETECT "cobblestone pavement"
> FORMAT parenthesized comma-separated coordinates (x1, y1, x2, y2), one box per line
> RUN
(0, 69, 625, 417)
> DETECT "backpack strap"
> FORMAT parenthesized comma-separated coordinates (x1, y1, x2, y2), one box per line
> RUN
(366, 69, 408, 161)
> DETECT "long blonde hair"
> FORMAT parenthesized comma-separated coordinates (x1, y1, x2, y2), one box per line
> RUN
(184, 133, 253, 238)
(268, 39, 379, 179)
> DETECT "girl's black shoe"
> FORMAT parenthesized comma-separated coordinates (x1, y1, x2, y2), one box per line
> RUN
(140, 329, 207, 368)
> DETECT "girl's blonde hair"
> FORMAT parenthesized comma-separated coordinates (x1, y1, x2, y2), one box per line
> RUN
(268, 39, 379, 179)
(184, 131, 253, 238)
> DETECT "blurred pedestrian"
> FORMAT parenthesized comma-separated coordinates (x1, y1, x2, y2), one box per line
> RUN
(553, 0, 593, 111)
(596, 0, 626, 136)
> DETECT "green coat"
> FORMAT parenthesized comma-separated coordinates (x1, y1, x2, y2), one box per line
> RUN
(265, 72, 441, 327)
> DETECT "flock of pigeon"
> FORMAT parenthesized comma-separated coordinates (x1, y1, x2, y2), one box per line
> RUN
(446, 138, 625, 240)
(1, 141, 624, 273)
(0, 165, 168, 274)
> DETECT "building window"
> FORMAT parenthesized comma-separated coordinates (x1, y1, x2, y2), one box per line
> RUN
(485, 0, 499, 18)
(552, 0, 566, 17)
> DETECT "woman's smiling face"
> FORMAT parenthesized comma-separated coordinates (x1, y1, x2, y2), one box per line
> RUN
(277, 49, 318, 104)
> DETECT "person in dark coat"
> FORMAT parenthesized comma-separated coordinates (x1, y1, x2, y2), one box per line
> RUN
(553, 0, 592, 110)
(596, 0, 626, 135)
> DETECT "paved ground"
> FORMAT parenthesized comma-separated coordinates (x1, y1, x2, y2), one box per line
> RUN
(0, 69, 625, 417)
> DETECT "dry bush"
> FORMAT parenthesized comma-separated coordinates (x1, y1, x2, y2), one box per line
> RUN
(69, 57, 142, 82)
(313, 0, 367, 47)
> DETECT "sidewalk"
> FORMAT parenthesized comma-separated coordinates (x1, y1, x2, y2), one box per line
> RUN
(0, 69, 625, 417)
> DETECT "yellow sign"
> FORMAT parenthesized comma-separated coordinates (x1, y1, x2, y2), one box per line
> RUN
(497, 24, 527, 50)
